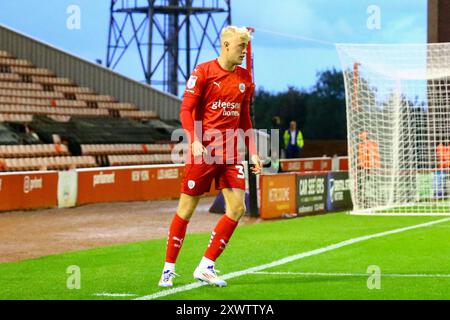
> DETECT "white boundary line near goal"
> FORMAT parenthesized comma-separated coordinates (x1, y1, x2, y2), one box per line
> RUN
(135, 217, 450, 300)
(250, 271, 450, 278)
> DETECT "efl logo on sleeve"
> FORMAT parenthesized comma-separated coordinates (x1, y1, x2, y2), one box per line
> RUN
(187, 76, 198, 89)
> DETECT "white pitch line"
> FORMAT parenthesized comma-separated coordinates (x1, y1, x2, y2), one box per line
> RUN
(135, 217, 450, 300)
(250, 271, 450, 278)
(93, 293, 138, 297)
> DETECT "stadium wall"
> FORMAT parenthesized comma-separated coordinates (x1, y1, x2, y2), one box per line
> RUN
(0, 157, 349, 214)
(0, 164, 218, 212)
(259, 169, 352, 219)
(0, 24, 182, 120)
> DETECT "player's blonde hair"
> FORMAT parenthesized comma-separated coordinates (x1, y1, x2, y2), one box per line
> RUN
(220, 26, 252, 43)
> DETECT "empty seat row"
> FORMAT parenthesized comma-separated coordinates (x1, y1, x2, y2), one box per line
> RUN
(10, 66, 54, 76)
(81, 143, 174, 156)
(31, 76, 73, 85)
(53, 85, 93, 94)
(75, 93, 116, 102)
(0, 144, 70, 158)
(0, 105, 110, 117)
(108, 154, 173, 166)
(52, 100, 88, 108)
(0, 89, 65, 99)
(0, 81, 92, 95)
(0, 97, 88, 107)
(0, 113, 34, 123)
(0, 91, 135, 108)
(47, 115, 71, 122)
(0, 73, 21, 82)
(97, 102, 138, 110)
(119, 110, 158, 120)
(0, 57, 33, 67)
(0, 98, 151, 117)
(145, 144, 173, 153)
(0, 81, 43, 91)
(0, 96, 49, 106)
(0, 156, 97, 171)
(0, 113, 71, 123)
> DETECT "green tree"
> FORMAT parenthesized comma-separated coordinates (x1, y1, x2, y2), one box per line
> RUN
(253, 68, 347, 140)
(303, 68, 346, 139)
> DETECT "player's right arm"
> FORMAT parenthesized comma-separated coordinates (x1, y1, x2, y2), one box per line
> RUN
(180, 67, 207, 157)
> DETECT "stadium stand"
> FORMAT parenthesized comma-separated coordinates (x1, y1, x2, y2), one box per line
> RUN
(0, 46, 183, 171)
(2, 155, 97, 171)
(0, 48, 169, 122)
(81, 143, 173, 156)
(108, 154, 173, 166)
(0, 143, 69, 158)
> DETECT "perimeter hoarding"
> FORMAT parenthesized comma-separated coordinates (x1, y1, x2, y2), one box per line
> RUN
(280, 158, 332, 173)
(296, 172, 328, 215)
(326, 171, 352, 212)
(0, 171, 58, 211)
(259, 173, 297, 219)
(76, 164, 218, 205)
(260, 171, 353, 219)
(76, 165, 185, 205)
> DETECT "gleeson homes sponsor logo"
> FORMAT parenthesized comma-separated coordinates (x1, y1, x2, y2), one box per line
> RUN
(211, 100, 241, 117)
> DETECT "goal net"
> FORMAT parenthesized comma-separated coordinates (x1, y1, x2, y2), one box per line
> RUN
(336, 43, 450, 215)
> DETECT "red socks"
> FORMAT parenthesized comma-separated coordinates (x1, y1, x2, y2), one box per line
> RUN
(164, 213, 238, 264)
(165, 214, 189, 263)
(204, 214, 238, 262)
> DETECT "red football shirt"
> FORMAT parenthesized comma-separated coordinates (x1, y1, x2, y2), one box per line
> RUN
(180, 59, 256, 162)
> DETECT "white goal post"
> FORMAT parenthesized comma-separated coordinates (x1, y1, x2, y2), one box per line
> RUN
(336, 43, 450, 215)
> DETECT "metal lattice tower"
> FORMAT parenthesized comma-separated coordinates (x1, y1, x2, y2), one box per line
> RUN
(106, 0, 231, 96)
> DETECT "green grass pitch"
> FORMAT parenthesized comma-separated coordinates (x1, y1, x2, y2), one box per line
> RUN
(0, 212, 449, 300)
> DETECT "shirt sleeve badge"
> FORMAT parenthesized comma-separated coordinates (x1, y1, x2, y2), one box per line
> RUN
(187, 75, 198, 89)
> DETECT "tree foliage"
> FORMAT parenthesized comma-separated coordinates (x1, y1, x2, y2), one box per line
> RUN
(253, 68, 347, 140)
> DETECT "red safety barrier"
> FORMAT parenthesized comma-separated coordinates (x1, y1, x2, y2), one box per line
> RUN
(338, 157, 349, 171)
(76, 164, 217, 205)
(280, 157, 332, 173)
(0, 171, 58, 211)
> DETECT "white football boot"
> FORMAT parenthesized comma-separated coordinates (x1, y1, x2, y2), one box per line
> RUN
(158, 269, 179, 287)
(193, 265, 227, 287)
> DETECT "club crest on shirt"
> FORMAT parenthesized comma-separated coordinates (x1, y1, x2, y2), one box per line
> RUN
(187, 76, 198, 89)
(239, 83, 246, 93)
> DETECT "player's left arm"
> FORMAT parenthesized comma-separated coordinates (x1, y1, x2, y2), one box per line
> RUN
(239, 83, 262, 174)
